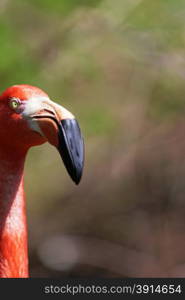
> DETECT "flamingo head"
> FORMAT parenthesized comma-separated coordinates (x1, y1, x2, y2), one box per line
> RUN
(0, 84, 84, 184)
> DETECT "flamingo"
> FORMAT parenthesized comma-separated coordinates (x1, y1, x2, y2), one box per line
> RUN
(0, 84, 84, 278)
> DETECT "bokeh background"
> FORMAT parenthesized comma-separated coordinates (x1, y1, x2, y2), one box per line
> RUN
(1, 0, 185, 277)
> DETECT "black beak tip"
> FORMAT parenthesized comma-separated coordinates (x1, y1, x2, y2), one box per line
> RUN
(74, 176, 81, 185)
(69, 142, 84, 185)
(58, 119, 84, 185)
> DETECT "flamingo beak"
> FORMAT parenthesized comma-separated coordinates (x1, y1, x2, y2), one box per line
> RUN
(30, 101, 84, 184)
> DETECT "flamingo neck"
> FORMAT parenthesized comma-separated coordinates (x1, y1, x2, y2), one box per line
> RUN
(0, 149, 28, 278)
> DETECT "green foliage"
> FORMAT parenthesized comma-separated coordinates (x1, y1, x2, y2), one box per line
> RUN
(126, 0, 185, 48)
(150, 76, 185, 119)
(81, 106, 116, 136)
(26, 0, 103, 15)
(0, 22, 39, 88)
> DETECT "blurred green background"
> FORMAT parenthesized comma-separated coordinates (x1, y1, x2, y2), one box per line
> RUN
(2, 0, 185, 277)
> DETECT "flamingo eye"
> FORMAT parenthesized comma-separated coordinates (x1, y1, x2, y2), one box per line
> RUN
(9, 98, 21, 111)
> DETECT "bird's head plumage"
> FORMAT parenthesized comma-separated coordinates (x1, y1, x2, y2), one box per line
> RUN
(0, 84, 84, 184)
